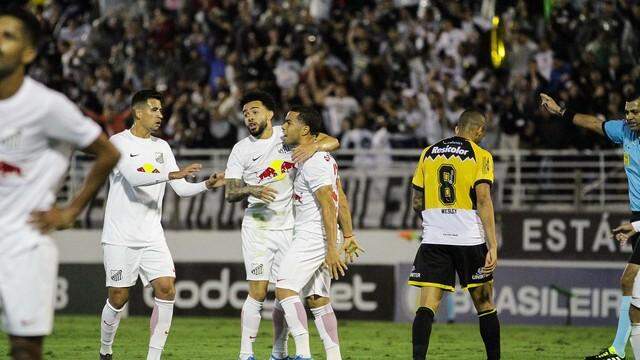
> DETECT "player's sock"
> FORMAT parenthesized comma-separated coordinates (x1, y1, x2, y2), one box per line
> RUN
(147, 297, 174, 360)
(280, 295, 311, 358)
(272, 299, 290, 359)
(311, 304, 341, 360)
(630, 323, 640, 359)
(478, 309, 500, 360)
(100, 299, 124, 355)
(412, 307, 434, 360)
(239, 296, 263, 359)
(612, 295, 631, 357)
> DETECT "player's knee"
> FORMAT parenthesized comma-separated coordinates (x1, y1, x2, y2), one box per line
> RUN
(306, 295, 330, 309)
(9, 336, 42, 360)
(155, 284, 176, 300)
(631, 304, 640, 323)
(249, 285, 268, 301)
(108, 288, 130, 308)
(470, 285, 494, 311)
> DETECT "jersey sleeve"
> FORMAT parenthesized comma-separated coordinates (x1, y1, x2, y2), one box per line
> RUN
(602, 120, 626, 144)
(474, 149, 494, 186)
(411, 148, 428, 191)
(44, 92, 102, 148)
(111, 136, 170, 187)
(304, 155, 336, 193)
(166, 147, 208, 197)
(225, 144, 244, 179)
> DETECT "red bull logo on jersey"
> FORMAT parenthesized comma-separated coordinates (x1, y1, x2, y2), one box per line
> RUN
(293, 193, 302, 202)
(0, 161, 22, 177)
(257, 160, 296, 183)
(137, 163, 160, 173)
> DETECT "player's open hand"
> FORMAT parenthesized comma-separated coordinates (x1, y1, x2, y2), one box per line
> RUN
(205, 171, 226, 189)
(481, 247, 498, 274)
(325, 247, 348, 279)
(341, 235, 365, 264)
(540, 93, 563, 116)
(292, 142, 320, 163)
(612, 223, 637, 245)
(250, 185, 277, 203)
(28, 206, 78, 234)
(170, 163, 202, 180)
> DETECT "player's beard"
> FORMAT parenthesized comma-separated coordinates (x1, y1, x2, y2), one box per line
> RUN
(248, 121, 268, 137)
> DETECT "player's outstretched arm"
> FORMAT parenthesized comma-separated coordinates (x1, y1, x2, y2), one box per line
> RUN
(29, 134, 120, 233)
(476, 183, 498, 274)
(292, 133, 340, 163)
(224, 178, 276, 203)
(337, 178, 364, 263)
(315, 185, 348, 280)
(540, 93, 604, 136)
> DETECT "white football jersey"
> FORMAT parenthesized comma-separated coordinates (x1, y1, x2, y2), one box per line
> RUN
(293, 151, 339, 236)
(225, 126, 296, 230)
(0, 77, 101, 256)
(101, 130, 207, 247)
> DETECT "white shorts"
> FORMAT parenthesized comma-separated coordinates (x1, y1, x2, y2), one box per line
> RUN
(103, 242, 175, 288)
(242, 227, 293, 283)
(0, 239, 58, 336)
(276, 230, 331, 298)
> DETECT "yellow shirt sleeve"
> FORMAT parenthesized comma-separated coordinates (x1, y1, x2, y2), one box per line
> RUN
(475, 149, 494, 185)
(412, 148, 428, 190)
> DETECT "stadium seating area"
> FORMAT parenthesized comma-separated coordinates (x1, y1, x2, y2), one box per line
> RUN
(28, 0, 640, 150)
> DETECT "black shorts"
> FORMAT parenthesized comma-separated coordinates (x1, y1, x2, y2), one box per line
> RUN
(628, 212, 640, 265)
(408, 243, 492, 291)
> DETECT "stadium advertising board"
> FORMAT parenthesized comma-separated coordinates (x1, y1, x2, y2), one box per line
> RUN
(55, 263, 394, 320)
(395, 263, 623, 326)
(499, 211, 633, 260)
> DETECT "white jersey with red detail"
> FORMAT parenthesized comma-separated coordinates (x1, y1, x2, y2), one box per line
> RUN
(292, 151, 339, 236)
(225, 125, 296, 230)
(101, 130, 208, 247)
(0, 77, 102, 256)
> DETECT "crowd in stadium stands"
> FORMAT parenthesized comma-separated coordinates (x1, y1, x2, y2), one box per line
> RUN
(26, 0, 640, 151)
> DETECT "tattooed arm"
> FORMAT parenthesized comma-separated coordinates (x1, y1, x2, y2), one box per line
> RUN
(224, 178, 277, 203)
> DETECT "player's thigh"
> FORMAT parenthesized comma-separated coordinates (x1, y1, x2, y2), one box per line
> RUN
(0, 240, 58, 337)
(269, 229, 294, 283)
(408, 243, 457, 292)
(454, 244, 493, 292)
(139, 242, 176, 288)
(103, 244, 141, 288)
(277, 231, 326, 294)
(469, 281, 495, 313)
(419, 286, 445, 312)
(241, 226, 277, 282)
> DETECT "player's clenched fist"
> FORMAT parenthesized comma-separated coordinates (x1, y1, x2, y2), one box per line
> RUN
(612, 223, 637, 245)
(540, 93, 563, 116)
(169, 163, 202, 180)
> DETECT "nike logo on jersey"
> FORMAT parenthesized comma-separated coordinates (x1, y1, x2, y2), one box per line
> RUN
(130, 153, 140, 157)
(252, 155, 262, 161)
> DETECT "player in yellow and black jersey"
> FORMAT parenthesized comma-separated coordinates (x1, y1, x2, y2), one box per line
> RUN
(409, 110, 500, 360)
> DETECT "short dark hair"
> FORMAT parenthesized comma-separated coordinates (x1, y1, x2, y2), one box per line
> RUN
(131, 90, 163, 109)
(290, 105, 323, 136)
(240, 91, 277, 112)
(457, 109, 486, 131)
(0, 6, 41, 47)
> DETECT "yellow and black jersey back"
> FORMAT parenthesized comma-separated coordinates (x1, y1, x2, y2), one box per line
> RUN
(412, 136, 494, 246)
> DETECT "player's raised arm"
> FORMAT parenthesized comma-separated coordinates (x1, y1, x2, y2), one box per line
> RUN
(292, 132, 340, 163)
(540, 93, 605, 136)
(315, 185, 348, 280)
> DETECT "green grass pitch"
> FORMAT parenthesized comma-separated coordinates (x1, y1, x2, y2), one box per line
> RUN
(0, 316, 632, 359)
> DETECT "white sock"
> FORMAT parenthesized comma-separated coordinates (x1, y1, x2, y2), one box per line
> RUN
(271, 299, 289, 358)
(240, 296, 263, 358)
(147, 297, 174, 360)
(280, 295, 310, 357)
(100, 299, 124, 355)
(631, 323, 640, 360)
(311, 304, 341, 360)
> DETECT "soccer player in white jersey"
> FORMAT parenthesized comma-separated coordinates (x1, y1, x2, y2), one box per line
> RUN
(276, 106, 363, 360)
(0, 7, 121, 360)
(224, 91, 340, 360)
(98, 90, 224, 360)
